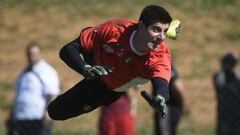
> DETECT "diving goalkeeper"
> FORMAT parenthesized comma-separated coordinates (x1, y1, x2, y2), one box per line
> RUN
(48, 5, 181, 120)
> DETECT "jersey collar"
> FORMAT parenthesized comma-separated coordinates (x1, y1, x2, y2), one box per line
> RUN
(130, 30, 148, 56)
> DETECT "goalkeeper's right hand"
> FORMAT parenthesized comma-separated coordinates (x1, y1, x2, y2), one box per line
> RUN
(82, 65, 113, 79)
(141, 91, 167, 118)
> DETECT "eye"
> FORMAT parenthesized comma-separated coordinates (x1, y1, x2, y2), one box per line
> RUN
(152, 26, 162, 33)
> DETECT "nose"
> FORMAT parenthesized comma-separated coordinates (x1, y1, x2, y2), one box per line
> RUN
(156, 31, 165, 40)
(158, 31, 165, 39)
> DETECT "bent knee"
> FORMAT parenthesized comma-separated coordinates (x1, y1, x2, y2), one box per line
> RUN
(47, 100, 89, 120)
(47, 101, 69, 120)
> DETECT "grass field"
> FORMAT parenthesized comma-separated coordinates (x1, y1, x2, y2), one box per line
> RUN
(0, 0, 240, 135)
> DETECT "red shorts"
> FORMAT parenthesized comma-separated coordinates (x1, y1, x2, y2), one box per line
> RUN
(99, 112, 135, 135)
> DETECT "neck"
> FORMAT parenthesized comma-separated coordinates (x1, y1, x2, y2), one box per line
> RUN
(132, 31, 148, 55)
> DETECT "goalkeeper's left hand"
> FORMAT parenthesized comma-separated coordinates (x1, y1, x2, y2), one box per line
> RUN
(141, 91, 167, 118)
(151, 95, 167, 118)
(166, 19, 181, 39)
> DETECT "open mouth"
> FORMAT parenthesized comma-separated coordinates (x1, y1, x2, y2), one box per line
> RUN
(151, 41, 160, 45)
(149, 38, 163, 49)
(151, 36, 162, 44)
(152, 39, 162, 45)
(149, 41, 159, 50)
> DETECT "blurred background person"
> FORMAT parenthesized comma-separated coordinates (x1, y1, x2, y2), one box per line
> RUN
(213, 52, 240, 135)
(154, 64, 189, 135)
(98, 88, 138, 135)
(6, 42, 61, 135)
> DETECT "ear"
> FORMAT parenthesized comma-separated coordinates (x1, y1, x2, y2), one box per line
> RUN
(138, 21, 146, 31)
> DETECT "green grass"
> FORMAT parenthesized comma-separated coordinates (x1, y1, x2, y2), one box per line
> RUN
(0, 81, 12, 91)
(0, 0, 237, 9)
(167, 0, 237, 10)
(224, 31, 240, 42)
(0, 82, 13, 109)
(53, 129, 97, 135)
(0, 96, 11, 109)
(51, 123, 215, 135)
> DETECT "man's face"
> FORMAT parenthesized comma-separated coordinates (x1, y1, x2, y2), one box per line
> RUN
(27, 46, 42, 66)
(140, 22, 169, 51)
(221, 53, 238, 72)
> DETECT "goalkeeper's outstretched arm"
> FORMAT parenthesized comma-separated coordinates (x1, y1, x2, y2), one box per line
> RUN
(140, 77, 169, 118)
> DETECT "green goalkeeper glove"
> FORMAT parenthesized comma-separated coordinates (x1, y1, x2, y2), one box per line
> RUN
(166, 19, 181, 39)
(83, 65, 113, 79)
(152, 95, 167, 118)
(141, 91, 167, 118)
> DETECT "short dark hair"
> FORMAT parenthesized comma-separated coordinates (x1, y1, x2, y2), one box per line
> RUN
(139, 5, 172, 27)
(221, 52, 238, 67)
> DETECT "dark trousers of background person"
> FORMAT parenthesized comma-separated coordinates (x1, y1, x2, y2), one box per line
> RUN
(216, 86, 240, 135)
(154, 106, 182, 135)
(6, 119, 52, 135)
(42, 121, 53, 135)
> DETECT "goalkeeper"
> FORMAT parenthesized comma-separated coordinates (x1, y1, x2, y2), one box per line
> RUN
(48, 5, 181, 120)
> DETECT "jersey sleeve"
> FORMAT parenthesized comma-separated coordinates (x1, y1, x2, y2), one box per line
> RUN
(41, 68, 60, 96)
(148, 42, 171, 83)
(79, 20, 120, 52)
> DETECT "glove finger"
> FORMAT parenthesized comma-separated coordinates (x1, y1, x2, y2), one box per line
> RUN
(91, 67, 104, 76)
(155, 95, 167, 112)
(95, 66, 108, 75)
(102, 66, 113, 73)
(83, 65, 97, 79)
(159, 103, 167, 118)
(161, 112, 167, 118)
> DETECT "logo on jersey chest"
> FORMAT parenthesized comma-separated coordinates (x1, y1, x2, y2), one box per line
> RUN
(102, 43, 134, 64)
(102, 44, 114, 53)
